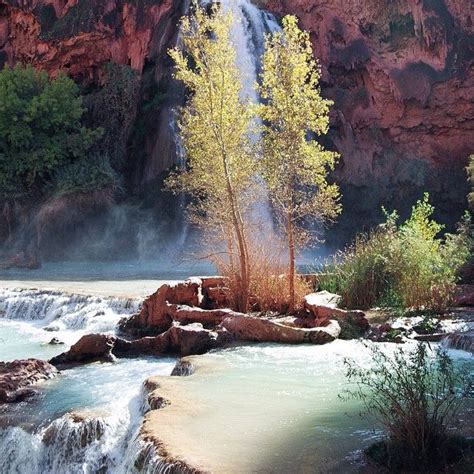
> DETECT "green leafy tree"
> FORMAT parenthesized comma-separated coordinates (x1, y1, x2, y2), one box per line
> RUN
(258, 16, 341, 312)
(167, 3, 257, 312)
(0, 65, 101, 196)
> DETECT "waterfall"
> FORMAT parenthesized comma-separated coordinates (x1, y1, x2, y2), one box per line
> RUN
(0, 391, 148, 474)
(172, 0, 281, 238)
(0, 288, 141, 333)
(0, 3, 286, 473)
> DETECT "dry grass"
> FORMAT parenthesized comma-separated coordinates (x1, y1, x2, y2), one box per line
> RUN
(212, 238, 311, 314)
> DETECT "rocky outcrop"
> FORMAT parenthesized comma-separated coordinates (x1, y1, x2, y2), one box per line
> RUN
(266, 0, 473, 238)
(0, 358, 58, 403)
(304, 291, 370, 334)
(120, 278, 236, 336)
(220, 314, 341, 344)
(49, 333, 116, 367)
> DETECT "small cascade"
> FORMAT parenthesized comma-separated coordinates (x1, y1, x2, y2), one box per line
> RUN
(0, 288, 141, 333)
(443, 330, 474, 353)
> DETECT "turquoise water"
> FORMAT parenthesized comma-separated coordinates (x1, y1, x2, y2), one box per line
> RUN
(150, 342, 474, 473)
(0, 290, 176, 473)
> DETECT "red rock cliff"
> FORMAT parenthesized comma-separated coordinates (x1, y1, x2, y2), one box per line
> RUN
(1, 0, 473, 245)
(266, 0, 473, 235)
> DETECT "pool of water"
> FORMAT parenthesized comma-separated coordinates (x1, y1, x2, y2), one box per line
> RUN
(148, 342, 474, 473)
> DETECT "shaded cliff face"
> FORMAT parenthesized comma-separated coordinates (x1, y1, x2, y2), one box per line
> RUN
(0, 0, 186, 259)
(267, 0, 473, 237)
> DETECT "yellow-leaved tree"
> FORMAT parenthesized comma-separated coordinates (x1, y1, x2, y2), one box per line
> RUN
(167, 3, 257, 312)
(258, 15, 341, 312)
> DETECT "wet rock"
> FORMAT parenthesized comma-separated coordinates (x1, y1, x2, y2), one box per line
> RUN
(42, 412, 106, 451)
(113, 334, 170, 357)
(119, 284, 173, 336)
(49, 334, 116, 367)
(220, 314, 340, 344)
(167, 304, 236, 327)
(170, 359, 195, 376)
(48, 337, 64, 345)
(43, 325, 60, 332)
(119, 279, 204, 336)
(167, 323, 228, 356)
(0, 359, 58, 403)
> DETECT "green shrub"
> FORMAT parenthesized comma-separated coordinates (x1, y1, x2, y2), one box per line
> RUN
(342, 343, 473, 471)
(320, 194, 471, 311)
(52, 154, 122, 196)
(0, 65, 101, 196)
(86, 62, 140, 169)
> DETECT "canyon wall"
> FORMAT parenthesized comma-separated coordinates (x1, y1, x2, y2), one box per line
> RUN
(1, 0, 473, 255)
(267, 0, 474, 237)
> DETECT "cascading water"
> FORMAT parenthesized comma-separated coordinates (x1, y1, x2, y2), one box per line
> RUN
(0, 3, 292, 473)
(0, 286, 176, 473)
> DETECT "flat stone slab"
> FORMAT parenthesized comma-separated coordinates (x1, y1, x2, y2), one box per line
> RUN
(220, 314, 340, 344)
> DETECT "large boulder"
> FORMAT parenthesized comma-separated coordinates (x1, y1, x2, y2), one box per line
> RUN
(167, 323, 228, 356)
(113, 334, 171, 357)
(50, 334, 116, 367)
(0, 359, 58, 403)
(220, 314, 340, 344)
(304, 291, 342, 318)
(167, 304, 237, 327)
(304, 291, 369, 335)
(119, 279, 204, 336)
(119, 284, 173, 336)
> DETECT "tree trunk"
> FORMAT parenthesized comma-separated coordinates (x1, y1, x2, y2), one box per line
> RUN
(222, 156, 249, 313)
(288, 213, 295, 313)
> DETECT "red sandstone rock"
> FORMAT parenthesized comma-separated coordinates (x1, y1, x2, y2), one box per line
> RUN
(220, 314, 340, 344)
(0, 358, 58, 403)
(266, 0, 473, 235)
(204, 286, 231, 309)
(167, 279, 203, 307)
(49, 334, 116, 366)
(166, 304, 236, 326)
(167, 323, 225, 356)
(120, 279, 206, 336)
